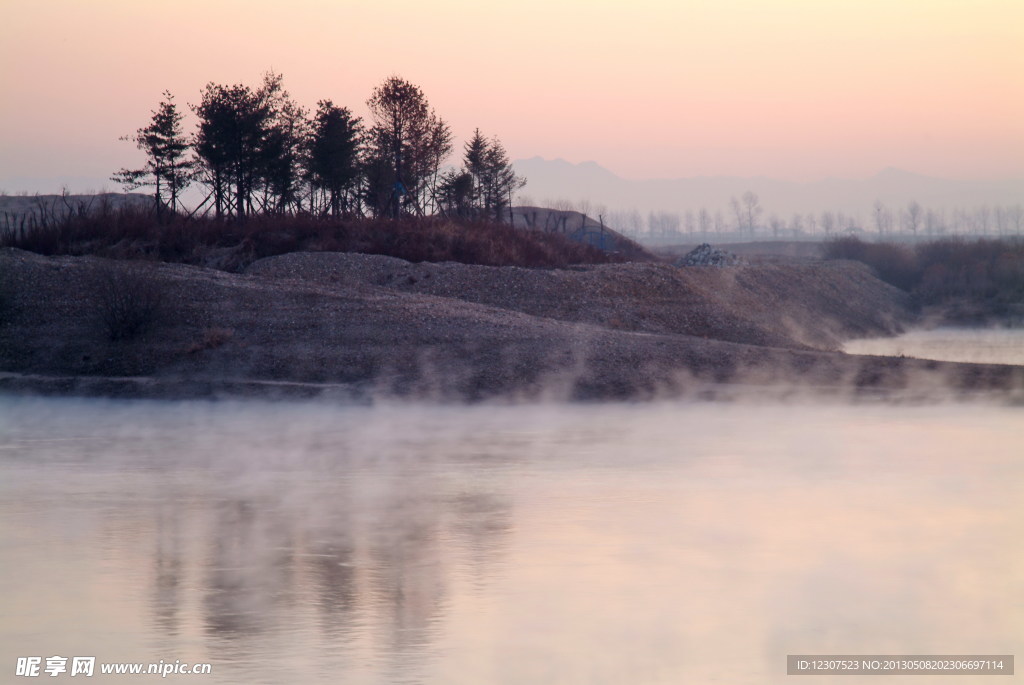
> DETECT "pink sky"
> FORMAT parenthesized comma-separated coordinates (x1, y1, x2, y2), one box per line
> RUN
(1, 0, 1022, 189)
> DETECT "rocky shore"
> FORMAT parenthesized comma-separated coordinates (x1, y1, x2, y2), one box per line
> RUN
(1, 248, 1021, 402)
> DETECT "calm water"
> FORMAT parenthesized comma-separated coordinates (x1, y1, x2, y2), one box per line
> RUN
(1, 397, 1021, 684)
(844, 327, 1024, 365)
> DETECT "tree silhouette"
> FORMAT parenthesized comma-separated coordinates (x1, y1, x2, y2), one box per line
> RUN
(259, 72, 310, 214)
(903, 200, 922, 236)
(309, 100, 363, 217)
(437, 169, 475, 219)
(114, 72, 523, 223)
(447, 129, 524, 222)
(112, 91, 191, 219)
(192, 78, 275, 218)
(365, 77, 451, 218)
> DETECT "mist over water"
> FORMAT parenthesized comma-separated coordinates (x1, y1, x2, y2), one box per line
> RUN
(844, 328, 1024, 366)
(1, 396, 1021, 684)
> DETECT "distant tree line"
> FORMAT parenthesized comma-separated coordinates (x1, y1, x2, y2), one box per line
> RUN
(551, 193, 1024, 242)
(115, 73, 524, 222)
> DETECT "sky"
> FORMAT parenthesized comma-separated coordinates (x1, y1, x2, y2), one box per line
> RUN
(1, 0, 1022, 192)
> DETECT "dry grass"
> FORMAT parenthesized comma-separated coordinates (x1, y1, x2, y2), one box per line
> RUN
(0, 204, 627, 271)
(186, 327, 234, 354)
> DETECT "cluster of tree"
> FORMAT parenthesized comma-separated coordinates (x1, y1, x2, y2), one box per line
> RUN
(436, 129, 525, 222)
(114, 73, 524, 221)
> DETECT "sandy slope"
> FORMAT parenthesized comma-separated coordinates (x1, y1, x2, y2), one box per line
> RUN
(1, 248, 1020, 401)
(245, 252, 911, 350)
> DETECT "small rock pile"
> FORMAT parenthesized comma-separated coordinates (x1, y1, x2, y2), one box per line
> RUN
(674, 243, 744, 267)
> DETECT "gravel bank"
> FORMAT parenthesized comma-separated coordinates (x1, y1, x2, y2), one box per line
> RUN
(246, 251, 911, 349)
(2, 248, 1020, 402)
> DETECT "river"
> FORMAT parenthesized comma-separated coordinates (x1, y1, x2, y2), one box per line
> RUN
(1, 393, 1020, 684)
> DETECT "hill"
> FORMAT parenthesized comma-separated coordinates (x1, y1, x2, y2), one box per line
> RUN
(510, 206, 656, 260)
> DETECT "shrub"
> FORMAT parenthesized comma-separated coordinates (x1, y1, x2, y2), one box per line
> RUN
(824, 236, 1024, 312)
(91, 262, 165, 341)
(822, 237, 921, 291)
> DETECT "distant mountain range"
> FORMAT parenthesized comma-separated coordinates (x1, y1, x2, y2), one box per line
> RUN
(512, 157, 1024, 221)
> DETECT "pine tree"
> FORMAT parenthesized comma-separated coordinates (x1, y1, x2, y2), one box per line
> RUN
(192, 79, 273, 218)
(309, 100, 363, 217)
(459, 130, 524, 222)
(258, 72, 310, 214)
(481, 135, 524, 222)
(112, 91, 191, 219)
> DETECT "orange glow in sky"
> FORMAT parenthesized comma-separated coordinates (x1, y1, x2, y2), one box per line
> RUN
(1, 0, 1021, 186)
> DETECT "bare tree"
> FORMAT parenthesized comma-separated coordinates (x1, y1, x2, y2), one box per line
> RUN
(697, 207, 712, 235)
(872, 200, 889, 235)
(576, 198, 592, 223)
(729, 196, 744, 233)
(666, 211, 681, 239)
(789, 213, 804, 237)
(903, 200, 922, 236)
(836, 211, 850, 233)
(993, 206, 1006, 236)
(646, 210, 658, 237)
(647, 211, 680, 239)
(976, 205, 991, 236)
(820, 211, 836, 237)
(731, 191, 761, 235)
(1009, 204, 1023, 235)
(714, 209, 726, 234)
(627, 209, 643, 237)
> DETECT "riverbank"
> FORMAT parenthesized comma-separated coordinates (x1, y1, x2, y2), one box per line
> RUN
(1, 247, 1021, 402)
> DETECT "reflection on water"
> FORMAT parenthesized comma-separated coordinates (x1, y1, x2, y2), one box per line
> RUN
(844, 327, 1024, 365)
(0, 398, 1021, 684)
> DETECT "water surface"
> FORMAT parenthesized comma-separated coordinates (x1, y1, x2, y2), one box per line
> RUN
(844, 327, 1024, 365)
(1, 397, 1020, 684)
